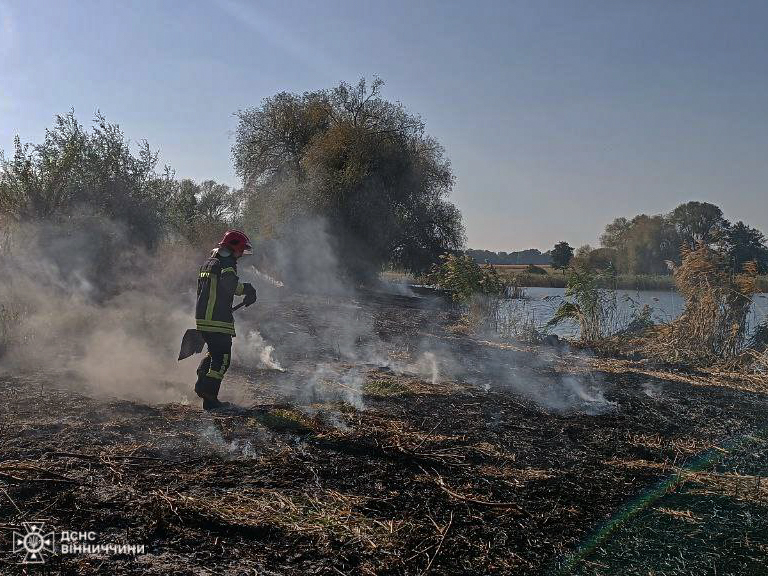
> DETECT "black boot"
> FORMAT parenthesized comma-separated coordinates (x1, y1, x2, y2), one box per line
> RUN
(196, 375, 219, 400)
(202, 397, 224, 410)
(203, 398, 237, 411)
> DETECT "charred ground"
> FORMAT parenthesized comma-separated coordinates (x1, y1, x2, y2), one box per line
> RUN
(1, 290, 767, 575)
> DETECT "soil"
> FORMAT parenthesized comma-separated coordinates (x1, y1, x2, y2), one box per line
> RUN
(1, 289, 767, 575)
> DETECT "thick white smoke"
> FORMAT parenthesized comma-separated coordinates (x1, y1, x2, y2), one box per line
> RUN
(234, 329, 284, 372)
(0, 214, 615, 416)
(0, 217, 198, 403)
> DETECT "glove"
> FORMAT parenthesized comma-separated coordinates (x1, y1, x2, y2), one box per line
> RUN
(242, 283, 257, 306)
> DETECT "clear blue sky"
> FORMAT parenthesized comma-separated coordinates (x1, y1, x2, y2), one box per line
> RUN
(2, 0, 767, 251)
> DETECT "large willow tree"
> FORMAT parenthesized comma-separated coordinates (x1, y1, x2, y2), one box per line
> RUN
(232, 78, 465, 279)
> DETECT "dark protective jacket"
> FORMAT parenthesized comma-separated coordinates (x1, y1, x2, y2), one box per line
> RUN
(195, 248, 245, 336)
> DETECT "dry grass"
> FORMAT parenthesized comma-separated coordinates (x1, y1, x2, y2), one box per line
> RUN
(654, 507, 702, 523)
(681, 470, 768, 505)
(571, 355, 768, 396)
(495, 264, 556, 273)
(2, 362, 767, 575)
(1, 290, 768, 575)
(604, 458, 672, 471)
(641, 245, 759, 366)
(157, 486, 385, 543)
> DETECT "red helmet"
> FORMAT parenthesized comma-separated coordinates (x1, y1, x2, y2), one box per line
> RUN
(218, 229, 252, 254)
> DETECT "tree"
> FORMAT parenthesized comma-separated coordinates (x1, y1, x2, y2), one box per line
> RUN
(550, 241, 574, 272)
(574, 245, 592, 259)
(233, 90, 331, 186)
(0, 111, 184, 298)
(233, 77, 465, 279)
(598, 204, 768, 276)
(465, 249, 551, 265)
(600, 214, 679, 274)
(587, 247, 619, 272)
(167, 179, 199, 239)
(622, 214, 679, 274)
(668, 201, 729, 250)
(167, 179, 244, 246)
(721, 221, 768, 273)
(600, 217, 631, 250)
(571, 244, 618, 273)
(0, 110, 173, 249)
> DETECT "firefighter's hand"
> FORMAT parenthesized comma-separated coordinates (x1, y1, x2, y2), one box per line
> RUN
(242, 283, 258, 306)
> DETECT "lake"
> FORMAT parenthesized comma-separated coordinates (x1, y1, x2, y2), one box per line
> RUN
(501, 287, 768, 339)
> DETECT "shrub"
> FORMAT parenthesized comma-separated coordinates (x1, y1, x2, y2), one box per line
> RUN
(642, 245, 759, 365)
(546, 263, 617, 342)
(427, 253, 504, 302)
(513, 273, 567, 288)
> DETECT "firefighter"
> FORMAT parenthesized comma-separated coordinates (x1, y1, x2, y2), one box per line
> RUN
(194, 229, 258, 410)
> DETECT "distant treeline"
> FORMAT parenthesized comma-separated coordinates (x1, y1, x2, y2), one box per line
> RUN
(470, 201, 768, 277)
(466, 248, 552, 265)
(594, 202, 768, 275)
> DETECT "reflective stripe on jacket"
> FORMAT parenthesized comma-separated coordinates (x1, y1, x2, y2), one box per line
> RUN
(195, 249, 245, 336)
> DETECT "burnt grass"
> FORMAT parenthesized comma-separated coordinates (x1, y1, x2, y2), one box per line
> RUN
(1, 290, 767, 575)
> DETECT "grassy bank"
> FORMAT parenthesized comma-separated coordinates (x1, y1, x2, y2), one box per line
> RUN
(502, 271, 768, 292)
(504, 272, 677, 290)
(495, 265, 678, 290)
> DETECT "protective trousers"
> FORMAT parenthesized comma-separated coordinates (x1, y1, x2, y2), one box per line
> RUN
(194, 332, 232, 401)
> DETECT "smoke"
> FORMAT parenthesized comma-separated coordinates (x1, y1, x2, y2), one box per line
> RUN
(240, 217, 392, 366)
(199, 423, 263, 459)
(642, 381, 663, 399)
(240, 215, 617, 415)
(0, 213, 617, 418)
(234, 329, 284, 371)
(0, 214, 374, 410)
(379, 277, 417, 297)
(256, 217, 350, 295)
(557, 375, 616, 414)
(0, 217, 198, 403)
(283, 362, 365, 415)
(402, 335, 617, 415)
(410, 351, 439, 385)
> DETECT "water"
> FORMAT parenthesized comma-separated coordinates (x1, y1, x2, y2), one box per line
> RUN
(501, 287, 768, 339)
